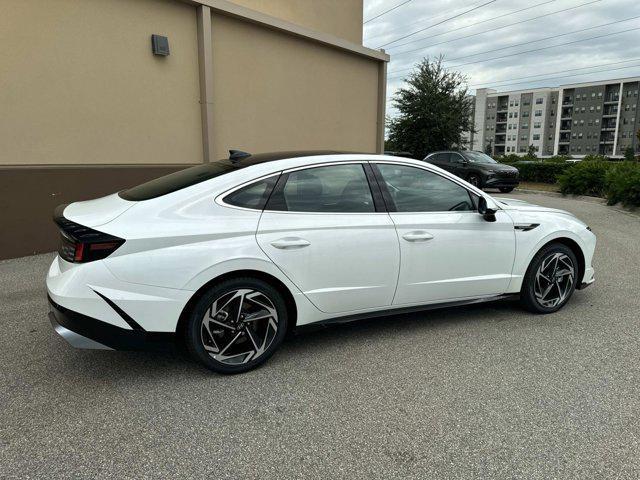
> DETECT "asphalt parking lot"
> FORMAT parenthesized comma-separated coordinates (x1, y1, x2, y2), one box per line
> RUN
(1, 191, 639, 479)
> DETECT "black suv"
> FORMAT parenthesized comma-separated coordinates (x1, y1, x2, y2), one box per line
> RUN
(424, 151, 519, 193)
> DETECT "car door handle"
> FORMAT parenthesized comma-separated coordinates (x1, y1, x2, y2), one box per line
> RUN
(270, 237, 311, 249)
(402, 231, 434, 242)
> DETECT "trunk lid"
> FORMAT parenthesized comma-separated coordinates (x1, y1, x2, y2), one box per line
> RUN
(62, 193, 135, 228)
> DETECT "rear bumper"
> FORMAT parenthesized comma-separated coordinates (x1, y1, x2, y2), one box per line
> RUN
(48, 296, 175, 352)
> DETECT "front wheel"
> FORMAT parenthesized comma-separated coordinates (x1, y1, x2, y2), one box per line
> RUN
(185, 278, 288, 374)
(467, 174, 482, 188)
(520, 243, 578, 313)
(499, 187, 514, 193)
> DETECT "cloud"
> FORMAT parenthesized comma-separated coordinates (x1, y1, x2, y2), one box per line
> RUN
(364, 0, 640, 116)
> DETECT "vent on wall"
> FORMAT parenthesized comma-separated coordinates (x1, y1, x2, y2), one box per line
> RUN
(151, 35, 170, 56)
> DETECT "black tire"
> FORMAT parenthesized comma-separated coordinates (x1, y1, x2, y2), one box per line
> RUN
(499, 187, 514, 193)
(185, 277, 288, 374)
(467, 174, 482, 188)
(520, 243, 578, 314)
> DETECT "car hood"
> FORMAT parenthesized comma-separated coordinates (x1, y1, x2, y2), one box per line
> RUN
(62, 193, 136, 227)
(479, 163, 518, 172)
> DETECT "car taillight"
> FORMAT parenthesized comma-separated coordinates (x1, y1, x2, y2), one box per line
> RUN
(54, 205, 125, 263)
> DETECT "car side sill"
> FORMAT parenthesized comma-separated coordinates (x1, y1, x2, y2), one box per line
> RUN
(306, 294, 518, 328)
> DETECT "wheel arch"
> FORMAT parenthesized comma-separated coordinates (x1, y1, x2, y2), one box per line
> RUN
(530, 236, 585, 285)
(175, 269, 298, 344)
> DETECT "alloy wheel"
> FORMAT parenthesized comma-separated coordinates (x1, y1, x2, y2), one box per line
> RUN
(200, 288, 279, 365)
(534, 252, 575, 308)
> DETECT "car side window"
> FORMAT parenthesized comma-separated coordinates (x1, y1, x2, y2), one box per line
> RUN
(268, 164, 375, 213)
(432, 153, 451, 163)
(376, 164, 475, 212)
(450, 153, 465, 164)
(224, 176, 278, 210)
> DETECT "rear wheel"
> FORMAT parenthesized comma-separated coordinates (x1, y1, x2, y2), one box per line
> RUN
(499, 187, 514, 193)
(467, 174, 482, 188)
(185, 278, 288, 374)
(520, 243, 578, 313)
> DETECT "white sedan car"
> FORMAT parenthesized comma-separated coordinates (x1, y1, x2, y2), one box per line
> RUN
(47, 152, 595, 373)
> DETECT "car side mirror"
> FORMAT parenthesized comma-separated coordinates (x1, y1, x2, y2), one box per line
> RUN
(478, 196, 497, 222)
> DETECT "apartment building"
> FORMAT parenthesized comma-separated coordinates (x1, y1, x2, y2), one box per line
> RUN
(468, 76, 640, 157)
(1, 0, 388, 259)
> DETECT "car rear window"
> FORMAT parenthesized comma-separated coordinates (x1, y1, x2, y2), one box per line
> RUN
(119, 161, 237, 201)
(118, 151, 346, 201)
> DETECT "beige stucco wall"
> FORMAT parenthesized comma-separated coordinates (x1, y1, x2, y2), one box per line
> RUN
(229, 0, 363, 44)
(0, 0, 202, 165)
(210, 13, 379, 159)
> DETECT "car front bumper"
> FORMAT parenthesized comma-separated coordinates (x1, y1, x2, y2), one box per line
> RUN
(484, 176, 520, 188)
(48, 296, 175, 351)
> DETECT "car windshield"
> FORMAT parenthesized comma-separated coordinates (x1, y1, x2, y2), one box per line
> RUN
(463, 152, 498, 164)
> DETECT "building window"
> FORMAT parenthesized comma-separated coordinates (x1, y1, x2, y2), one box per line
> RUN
(536, 98, 544, 104)
(514, 112, 518, 118)
(595, 119, 600, 124)
(535, 110, 542, 116)
(580, 120, 584, 125)
(578, 133, 583, 139)
(598, 92, 603, 98)
(577, 146, 582, 152)
(515, 100, 519, 106)
(533, 134, 540, 140)
(523, 111, 530, 117)
(572, 133, 577, 139)
(522, 123, 529, 129)
(581, 107, 586, 113)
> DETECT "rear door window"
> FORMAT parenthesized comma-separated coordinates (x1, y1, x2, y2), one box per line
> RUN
(267, 164, 375, 213)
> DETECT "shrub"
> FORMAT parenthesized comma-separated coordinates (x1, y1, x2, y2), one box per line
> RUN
(496, 154, 521, 164)
(624, 146, 636, 162)
(557, 160, 612, 196)
(605, 162, 640, 207)
(511, 161, 573, 183)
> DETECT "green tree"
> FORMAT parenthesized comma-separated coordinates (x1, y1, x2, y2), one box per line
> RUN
(386, 56, 473, 159)
(636, 128, 640, 151)
(624, 145, 635, 161)
(484, 139, 493, 156)
(527, 144, 537, 159)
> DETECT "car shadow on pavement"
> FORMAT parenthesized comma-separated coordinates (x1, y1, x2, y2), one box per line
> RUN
(45, 297, 543, 381)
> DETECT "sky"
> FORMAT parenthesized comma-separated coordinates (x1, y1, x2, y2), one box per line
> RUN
(363, 0, 640, 116)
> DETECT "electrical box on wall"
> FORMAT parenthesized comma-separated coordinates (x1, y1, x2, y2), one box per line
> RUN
(151, 35, 170, 56)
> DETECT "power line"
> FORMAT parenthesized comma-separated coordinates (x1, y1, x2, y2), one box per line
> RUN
(384, 59, 640, 103)
(386, 25, 640, 79)
(448, 27, 640, 68)
(378, 0, 497, 48)
(364, 0, 413, 24)
(445, 16, 640, 63)
(468, 58, 640, 87)
(389, 0, 603, 57)
(386, 0, 557, 50)
(365, 1, 497, 42)
(469, 63, 640, 90)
